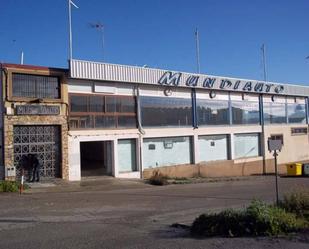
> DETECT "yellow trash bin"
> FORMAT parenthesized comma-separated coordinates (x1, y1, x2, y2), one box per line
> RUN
(286, 163, 302, 176)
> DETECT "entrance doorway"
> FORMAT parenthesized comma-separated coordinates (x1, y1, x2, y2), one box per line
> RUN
(80, 141, 113, 177)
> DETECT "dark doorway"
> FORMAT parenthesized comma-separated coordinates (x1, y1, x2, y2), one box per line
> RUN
(80, 141, 113, 177)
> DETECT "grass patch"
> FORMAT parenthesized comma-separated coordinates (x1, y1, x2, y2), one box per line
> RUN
(191, 200, 308, 237)
(0, 181, 21, 192)
(279, 187, 309, 221)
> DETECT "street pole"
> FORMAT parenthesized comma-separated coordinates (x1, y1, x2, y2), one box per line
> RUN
(195, 28, 201, 74)
(274, 150, 279, 205)
(68, 0, 73, 61)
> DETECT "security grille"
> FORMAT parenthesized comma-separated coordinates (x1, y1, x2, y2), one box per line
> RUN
(13, 125, 61, 179)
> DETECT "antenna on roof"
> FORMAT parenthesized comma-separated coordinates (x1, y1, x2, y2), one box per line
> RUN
(195, 28, 201, 74)
(89, 21, 105, 61)
(20, 51, 24, 65)
(261, 44, 267, 83)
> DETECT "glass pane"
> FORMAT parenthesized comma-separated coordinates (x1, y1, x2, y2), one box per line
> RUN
(89, 96, 104, 112)
(287, 104, 306, 124)
(12, 74, 36, 98)
(232, 101, 260, 124)
(199, 135, 228, 162)
(197, 99, 229, 125)
(263, 102, 286, 124)
(106, 96, 117, 113)
(118, 116, 137, 128)
(12, 73, 60, 99)
(143, 136, 192, 168)
(95, 116, 116, 128)
(234, 133, 260, 159)
(70, 95, 88, 112)
(118, 139, 137, 172)
(78, 116, 93, 129)
(141, 96, 192, 127)
(119, 97, 136, 113)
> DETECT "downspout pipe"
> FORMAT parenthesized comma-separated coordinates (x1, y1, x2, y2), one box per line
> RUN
(259, 94, 266, 174)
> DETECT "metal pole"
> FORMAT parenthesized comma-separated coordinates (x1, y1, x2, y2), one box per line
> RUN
(195, 28, 201, 74)
(101, 26, 105, 61)
(274, 150, 279, 205)
(261, 44, 267, 175)
(68, 0, 73, 61)
(20, 51, 24, 65)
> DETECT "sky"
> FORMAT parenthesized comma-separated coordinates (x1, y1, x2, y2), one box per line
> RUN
(0, 0, 309, 85)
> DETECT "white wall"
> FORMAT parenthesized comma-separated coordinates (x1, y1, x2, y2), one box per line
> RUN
(143, 137, 192, 168)
(198, 135, 228, 162)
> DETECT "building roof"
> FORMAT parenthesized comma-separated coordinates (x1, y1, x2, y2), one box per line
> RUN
(69, 59, 309, 97)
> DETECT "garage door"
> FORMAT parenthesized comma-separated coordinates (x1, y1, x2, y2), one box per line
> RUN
(13, 125, 61, 179)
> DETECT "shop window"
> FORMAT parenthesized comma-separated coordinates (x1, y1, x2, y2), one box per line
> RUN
(140, 96, 192, 127)
(143, 136, 192, 168)
(12, 73, 60, 99)
(234, 133, 260, 159)
(232, 101, 260, 125)
(118, 139, 137, 173)
(69, 94, 137, 129)
(198, 135, 229, 162)
(263, 103, 287, 124)
(196, 99, 229, 125)
(287, 104, 306, 124)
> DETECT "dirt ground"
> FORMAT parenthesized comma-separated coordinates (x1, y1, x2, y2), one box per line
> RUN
(0, 176, 308, 249)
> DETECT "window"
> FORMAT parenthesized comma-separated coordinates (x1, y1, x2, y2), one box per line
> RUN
(287, 104, 306, 124)
(69, 94, 137, 129)
(291, 127, 308, 135)
(143, 136, 192, 168)
(118, 139, 137, 173)
(263, 102, 287, 124)
(232, 101, 260, 125)
(196, 99, 229, 125)
(198, 135, 229, 162)
(234, 133, 260, 159)
(140, 96, 192, 127)
(12, 73, 60, 99)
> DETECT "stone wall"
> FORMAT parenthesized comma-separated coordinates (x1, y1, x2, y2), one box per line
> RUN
(4, 114, 69, 180)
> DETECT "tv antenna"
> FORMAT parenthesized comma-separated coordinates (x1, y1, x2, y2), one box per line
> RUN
(89, 21, 105, 61)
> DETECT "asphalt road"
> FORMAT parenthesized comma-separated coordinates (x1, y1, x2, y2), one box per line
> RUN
(0, 176, 308, 249)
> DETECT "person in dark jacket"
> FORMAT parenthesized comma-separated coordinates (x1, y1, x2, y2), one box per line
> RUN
(28, 154, 40, 182)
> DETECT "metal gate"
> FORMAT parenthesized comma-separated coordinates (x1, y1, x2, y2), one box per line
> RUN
(13, 125, 61, 179)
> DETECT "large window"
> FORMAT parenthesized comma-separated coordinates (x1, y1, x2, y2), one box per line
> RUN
(143, 136, 192, 169)
(118, 139, 137, 173)
(234, 133, 260, 159)
(12, 73, 60, 99)
(287, 103, 307, 124)
(198, 135, 229, 162)
(197, 99, 229, 125)
(140, 96, 192, 127)
(263, 102, 287, 124)
(232, 101, 260, 125)
(69, 94, 137, 129)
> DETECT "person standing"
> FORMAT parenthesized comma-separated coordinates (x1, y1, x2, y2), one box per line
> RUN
(28, 154, 40, 182)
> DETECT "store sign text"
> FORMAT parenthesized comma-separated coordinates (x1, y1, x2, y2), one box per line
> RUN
(16, 105, 60, 115)
(158, 71, 285, 94)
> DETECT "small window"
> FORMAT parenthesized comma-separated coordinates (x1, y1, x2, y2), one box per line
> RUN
(270, 134, 284, 145)
(12, 73, 60, 99)
(291, 128, 308, 135)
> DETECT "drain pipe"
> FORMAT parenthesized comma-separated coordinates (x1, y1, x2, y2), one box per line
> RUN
(259, 94, 266, 174)
(135, 86, 145, 179)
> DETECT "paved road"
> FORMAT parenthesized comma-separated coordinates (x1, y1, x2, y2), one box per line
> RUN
(0, 176, 308, 249)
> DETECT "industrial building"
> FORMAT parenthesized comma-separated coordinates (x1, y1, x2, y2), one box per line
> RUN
(1, 59, 309, 181)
